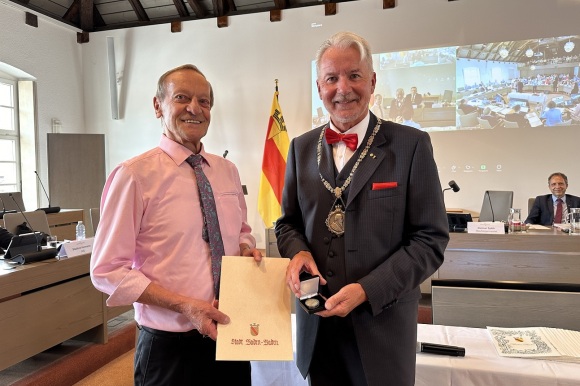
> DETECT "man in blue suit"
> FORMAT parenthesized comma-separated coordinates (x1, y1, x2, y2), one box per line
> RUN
(526, 172, 580, 225)
(275, 32, 449, 386)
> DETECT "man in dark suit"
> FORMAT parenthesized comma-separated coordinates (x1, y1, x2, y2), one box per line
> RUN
(275, 31, 449, 386)
(389, 88, 412, 122)
(504, 104, 530, 128)
(405, 86, 423, 107)
(526, 172, 580, 225)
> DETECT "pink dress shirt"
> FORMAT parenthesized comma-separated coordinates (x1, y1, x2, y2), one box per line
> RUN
(90, 135, 255, 332)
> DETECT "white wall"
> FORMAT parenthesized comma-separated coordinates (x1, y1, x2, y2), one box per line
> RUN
(3, 0, 580, 248)
(0, 2, 85, 208)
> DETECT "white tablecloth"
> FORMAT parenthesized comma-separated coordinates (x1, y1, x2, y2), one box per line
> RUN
(416, 324, 580, 386)
(252, 320, 580, 386)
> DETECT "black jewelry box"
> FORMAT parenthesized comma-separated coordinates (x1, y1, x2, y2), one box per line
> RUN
(298, 273, 326, 314)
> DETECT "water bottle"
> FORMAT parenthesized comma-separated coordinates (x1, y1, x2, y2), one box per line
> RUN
(76, 221, 86, 240)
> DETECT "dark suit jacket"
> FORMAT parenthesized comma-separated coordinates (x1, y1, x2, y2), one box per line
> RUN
(525, 194, 580, 225)
(275, 113, 449, 385)
(405, 93, 423, 106)
(504, 112, 530, 128)
(389, 98, 412, 121)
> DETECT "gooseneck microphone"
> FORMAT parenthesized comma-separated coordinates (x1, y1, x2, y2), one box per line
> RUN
(5, 193, 58, 264)
(442, 180, 460, 193)
(34, 171, 61, 214)
(9, 193, 42, 252)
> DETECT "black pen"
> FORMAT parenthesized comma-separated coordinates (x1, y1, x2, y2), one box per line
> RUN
(416, 342, 465, 357)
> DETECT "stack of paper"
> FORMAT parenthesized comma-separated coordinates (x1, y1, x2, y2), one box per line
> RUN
(487, 326, 580, 363)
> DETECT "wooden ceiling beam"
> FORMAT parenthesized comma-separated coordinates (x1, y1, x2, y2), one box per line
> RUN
(212, 0, 231, 17)
(127, 0, 149, 21)
(80, 0, 94, 32)
(63, 0, 105, 31)
(325, 3, 336, 16)
(25, 12, 38, 27)
(273, 0, 289, 8)
(217, 15, 228, 28)
(383, 0, 395, 8)
(172, 0, 190, 17)
(187, 0, 206, 18)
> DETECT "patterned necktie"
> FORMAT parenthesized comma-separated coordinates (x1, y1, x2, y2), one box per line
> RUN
(186, 154, 225, 298)
(325, 128, 358, 151)
(555, 198, 563, 224)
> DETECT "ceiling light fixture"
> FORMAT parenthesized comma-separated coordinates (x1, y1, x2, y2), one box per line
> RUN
(499, 48, 509, 59)
(564, 41, 575, 53)
(526, 48, 534, 58)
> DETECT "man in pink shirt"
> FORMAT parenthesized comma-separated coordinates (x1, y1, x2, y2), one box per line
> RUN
(90, 64, 261, 385)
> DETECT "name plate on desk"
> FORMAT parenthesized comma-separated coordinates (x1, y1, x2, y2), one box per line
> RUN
(57, 238, 94, 258)
(467, 222, 505, 234)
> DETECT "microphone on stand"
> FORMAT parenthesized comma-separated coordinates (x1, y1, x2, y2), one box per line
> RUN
(5, 193, 58, 264)
(442, 180, 460, 193)
(9, 193, 42, 252)
(34, 171, 61, 214)
(223, 150, 229, 158)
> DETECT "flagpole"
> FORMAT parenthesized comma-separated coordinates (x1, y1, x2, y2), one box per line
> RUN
(275, 79, 278, 94)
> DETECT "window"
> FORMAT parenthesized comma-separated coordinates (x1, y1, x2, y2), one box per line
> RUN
(0, 78, 20, 193)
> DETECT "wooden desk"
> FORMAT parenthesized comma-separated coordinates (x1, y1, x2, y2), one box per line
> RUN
(420, 230, 580, 293)
(47, 209, 84, 240)
(0, 254, 130, 371)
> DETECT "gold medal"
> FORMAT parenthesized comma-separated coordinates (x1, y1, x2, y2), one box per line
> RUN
(326, 205, 345, 236)
(305, 298, 320, 309)
(317, 119, 382, 238)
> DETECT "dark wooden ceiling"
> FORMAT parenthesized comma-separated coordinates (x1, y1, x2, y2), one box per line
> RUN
(8, 0, 358, 32)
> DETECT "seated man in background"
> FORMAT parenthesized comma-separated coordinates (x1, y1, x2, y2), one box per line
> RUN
(458, 99, 477, 115)
(526, 172, 580, 225)
(1, 226, 14, 250)
(401, 107, 421, 130)
(568, 102, 580, 124)
(504, 104, 530, 128)
(480, 106, 503, 128)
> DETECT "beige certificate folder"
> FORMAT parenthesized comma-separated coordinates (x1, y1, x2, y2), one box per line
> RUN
(216, 256, 293, 361)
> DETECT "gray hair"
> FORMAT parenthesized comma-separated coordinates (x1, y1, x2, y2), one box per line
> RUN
(156, 64, 214, 108)
(548, 172, 568, 185)
(315, 31, 374, 77)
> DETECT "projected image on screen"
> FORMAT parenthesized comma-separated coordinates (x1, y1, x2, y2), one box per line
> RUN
(311, 35, 580, 132)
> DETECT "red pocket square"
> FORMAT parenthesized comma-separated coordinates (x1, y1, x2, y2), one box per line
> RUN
(372, 182, 398, 190)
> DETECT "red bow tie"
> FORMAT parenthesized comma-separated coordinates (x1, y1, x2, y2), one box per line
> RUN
(325, 129, 358, 151)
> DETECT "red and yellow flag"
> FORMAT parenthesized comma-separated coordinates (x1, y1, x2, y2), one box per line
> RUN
(258, 82, 290, 227)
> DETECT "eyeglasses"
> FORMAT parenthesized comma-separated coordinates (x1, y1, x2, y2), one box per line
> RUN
(2, 254, 25, 266)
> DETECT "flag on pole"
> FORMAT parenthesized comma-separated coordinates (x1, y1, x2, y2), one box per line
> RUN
(258, 80, 290, 227)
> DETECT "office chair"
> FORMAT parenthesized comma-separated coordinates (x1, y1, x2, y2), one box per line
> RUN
(3, 211, 51, 235)
(90, 207, 100, 234)
(459, 111, 479, 128)
(479, 190, 514, 222)
(477, 117, 494, 129)
(0, 192, 26, 212)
